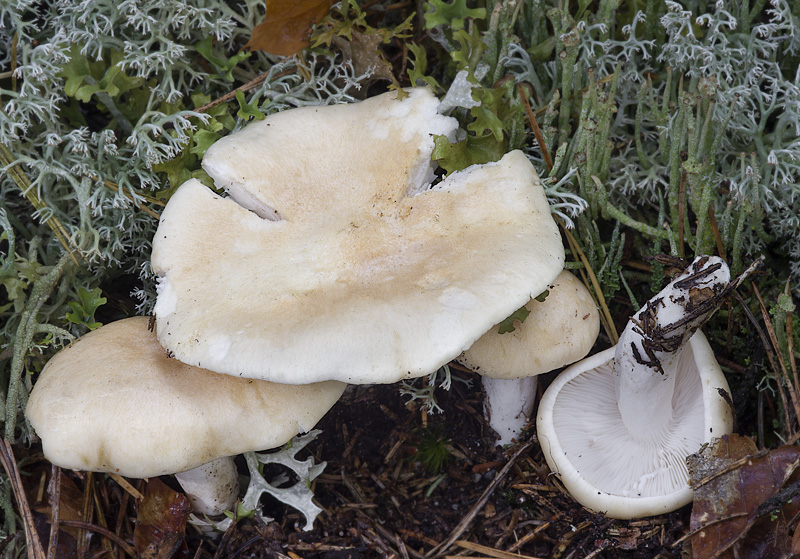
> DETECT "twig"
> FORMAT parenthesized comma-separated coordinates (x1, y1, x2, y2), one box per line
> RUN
(455, 539, 545, 559)
(551, 520, 592, 559)
(356, 508, 426, 559)
(507, 520, 553, 553)
(671, 512, 748, 547)
(559, 219, 619, 344)
(753, 283, 800, 433)
(518, 85, 553, 172)
(707, 206, 726, 260)
(90, 473, 115, 556)
(425, 441, 535, 559)
(733, 287, 792, 437)
(80, 474, 96, 555)
(195, 68, 293, 113)
(782, 281, 799, 425)
(689, 449, 769, 489)
(108, 472, 145, 501)
(57, 519, 137, 557)
(678, 170, 686, 259)
(46, 466, 61, 559)
(0, 440, 46, 559)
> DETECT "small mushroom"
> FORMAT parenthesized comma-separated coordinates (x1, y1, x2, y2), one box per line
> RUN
(25, 317, 345, 516)
(457, 270, 599, 446)
(152, 87, 564, 385)
(536, 256, 734, 519)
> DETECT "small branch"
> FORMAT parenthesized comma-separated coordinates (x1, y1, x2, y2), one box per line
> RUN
(678, 170, 687, 259)
(753, 283, 800, 432)
(559, 217, 619, 344)
(455, 539, 545, 559)
(46, 466, 61, 559)
(689, 449, 769, 489)
(671, 512, 749, 548)
(108, 472, 145, 501)
(425, 440, 535, 559)
(56, 519, 137, 557)
(0, 440, 46, 559)
(707, 205, 726, 260)
(518, 84, 553, 172)
(733, 286, 792, 438)
(195, 69, 293, 113)
(787, 282, 798, 410)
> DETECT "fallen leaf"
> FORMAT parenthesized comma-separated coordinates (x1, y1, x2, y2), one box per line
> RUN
(792, 521, 800, 555)
(244, 0, 332, 57)
(331, 29, 394, 83)
(34, 471, 85, 538)
(133, 478, 191, 559)
(687, 434, 800, 559)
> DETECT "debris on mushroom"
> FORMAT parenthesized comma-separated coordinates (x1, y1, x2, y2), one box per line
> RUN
(536, 256, 736, 519)
(151, 87, 565, 385)
(25, 317, 345, 520)
(457, 270, 599, 446)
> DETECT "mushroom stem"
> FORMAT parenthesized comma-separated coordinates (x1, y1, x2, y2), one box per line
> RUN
(614, 256, 730, 440)
(174, 456, 239, 516)
(482, 376, 537, 446)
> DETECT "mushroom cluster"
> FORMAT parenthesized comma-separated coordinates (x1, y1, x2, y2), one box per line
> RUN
(26, 87, 568, 524)
(536, 256, 734, 519)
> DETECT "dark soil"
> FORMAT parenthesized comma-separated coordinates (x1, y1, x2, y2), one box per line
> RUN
(13, 363, 692, 559)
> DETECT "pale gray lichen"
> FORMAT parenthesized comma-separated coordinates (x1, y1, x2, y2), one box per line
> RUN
(1, 0, 370, 446)
(189, 431, 327, 533)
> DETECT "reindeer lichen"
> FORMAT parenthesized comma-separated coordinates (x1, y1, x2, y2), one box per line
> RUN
(3, 0, 800, 548)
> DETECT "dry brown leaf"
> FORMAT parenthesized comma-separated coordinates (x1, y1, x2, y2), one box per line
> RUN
(792, 522, 800, 555)
(332, 30, 394, 83)
(34, 471, 84, 539)
(687, 434, 800, 559)
(244, 0, 332, 56)
(133, 478, 191, 559)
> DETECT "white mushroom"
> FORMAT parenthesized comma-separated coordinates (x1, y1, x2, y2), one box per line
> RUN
(536, 256, 735, 518)
(457, 270, 599, 445)
(25, 317, 345, 517)
(151, 88, 564, 385)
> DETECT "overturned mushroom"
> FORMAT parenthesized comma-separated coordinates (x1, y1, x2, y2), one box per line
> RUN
(536, 256, 735, 519)
(457, 270, 599, 446)
(26, 317, 345, 518)
(152, 87, 564, 385)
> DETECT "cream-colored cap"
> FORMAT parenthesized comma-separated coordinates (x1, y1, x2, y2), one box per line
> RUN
(458, 270, 599, 379)
(151, 88, 564, 385)
(25, 317, 346, 478)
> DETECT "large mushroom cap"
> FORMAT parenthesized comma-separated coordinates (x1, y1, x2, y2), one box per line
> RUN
(25, 317, 346, 478)
(536, 331, 733, 519)
(457, 270, 599, 379)
(152, 88, 564, 385)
